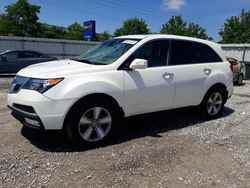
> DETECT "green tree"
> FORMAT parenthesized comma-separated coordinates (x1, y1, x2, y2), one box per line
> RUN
(64, 22, 83, 40)
(95, 31, 112, 41)
(39, 24, 67, 39)
(0, 14, 13, 36)
(187, 23, 212, 40)
(0, 0, 41, 37)
(114, 17, 149, 36)
(219, 9, 250, 43)
(160, 16, 211, 40)
(160, 16, 187, 36)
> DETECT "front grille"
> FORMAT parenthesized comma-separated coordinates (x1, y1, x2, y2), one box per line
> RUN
(13, 104, 35, 114)
(8, 76, 29, 94)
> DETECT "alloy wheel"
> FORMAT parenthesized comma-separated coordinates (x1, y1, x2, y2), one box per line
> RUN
(207, 92, 223, 116)
(78, 107, 112, 142)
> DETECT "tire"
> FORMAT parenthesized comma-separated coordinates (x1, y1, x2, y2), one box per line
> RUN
(65, 98, 120, 146)
(237, 74, 243, 85)
(199, 88, 225, 119)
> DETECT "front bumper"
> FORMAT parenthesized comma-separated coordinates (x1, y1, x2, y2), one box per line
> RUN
(8, 105, 45, 129)
(8, 89, 75, 130)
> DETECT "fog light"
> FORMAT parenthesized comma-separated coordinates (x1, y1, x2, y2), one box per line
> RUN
(24, 118, 40, 127)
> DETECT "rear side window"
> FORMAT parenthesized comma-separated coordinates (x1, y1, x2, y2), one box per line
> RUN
(22, 51, 42, 58)
(171, 40, 222, 65)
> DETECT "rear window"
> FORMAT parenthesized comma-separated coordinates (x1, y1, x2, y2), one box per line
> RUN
(171, 40, 222, 65)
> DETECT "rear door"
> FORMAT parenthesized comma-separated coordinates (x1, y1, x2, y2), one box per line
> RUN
(18, 51, 41, 69)
(171, 40, 223, 108)
(31, 52, 53, 63)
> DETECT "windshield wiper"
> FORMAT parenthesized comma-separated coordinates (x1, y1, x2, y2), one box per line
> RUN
(71, 58, 106, 65)
(70, 58, 93, 64)
(92, 62, 106, 65)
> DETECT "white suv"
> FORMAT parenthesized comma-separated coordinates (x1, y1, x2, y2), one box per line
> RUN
(8, 35, 233, 145)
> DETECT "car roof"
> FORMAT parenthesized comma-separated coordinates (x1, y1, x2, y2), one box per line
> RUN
(114, 34, 218, 46)
(0, 50, 43, 55)
(114, 34, 150, 39)
(114, 34, 204, 41)
(115, 34, 226, 62)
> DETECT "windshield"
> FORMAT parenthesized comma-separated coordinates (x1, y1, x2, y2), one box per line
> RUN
(73, 38, 140, 65)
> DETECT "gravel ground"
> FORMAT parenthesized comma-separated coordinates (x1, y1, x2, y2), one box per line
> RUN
(0, 76, 13, 90)
(0, 78, 250, 188)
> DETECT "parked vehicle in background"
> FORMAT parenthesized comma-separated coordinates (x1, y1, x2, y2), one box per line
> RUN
(0, 50, 57, 73)
(7, 35, 233, 146)
(227, 57, 246, 85)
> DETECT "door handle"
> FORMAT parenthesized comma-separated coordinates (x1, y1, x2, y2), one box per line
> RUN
(162, 72, 173, 79)
(204, 68, 211, 75)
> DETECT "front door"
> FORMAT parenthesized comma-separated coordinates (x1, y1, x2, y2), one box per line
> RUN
(123, 40, 176, 116)
(0, 51, 20, 73)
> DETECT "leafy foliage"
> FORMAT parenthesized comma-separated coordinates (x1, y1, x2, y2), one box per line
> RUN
(2, 1, 249, 43)
(95, 31, 112, 41)
(0, 0, 41, 37)
(64, 23, 83, 40)
(160, 16, 211, 40)
(114, 17, 149, 36)
(0, 14, 13, 36)
(39, 24, 67, 39)
(0, 0, 110, 41)
(219, 9, 250, 43)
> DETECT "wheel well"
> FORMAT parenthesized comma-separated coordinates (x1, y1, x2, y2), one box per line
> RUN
(205, 83, 228, 104)
(238, 73, 244, 78)
(63, 93, 124, 129)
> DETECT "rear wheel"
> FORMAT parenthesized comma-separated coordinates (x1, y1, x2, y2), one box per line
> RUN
(65, 98, 120, 146)
(237, 74, 243, 85)
(200, 88, 224, 119)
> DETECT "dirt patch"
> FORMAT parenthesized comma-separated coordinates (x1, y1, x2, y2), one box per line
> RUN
(0, 81, 250, 187)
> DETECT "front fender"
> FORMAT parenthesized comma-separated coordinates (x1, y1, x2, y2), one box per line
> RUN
(43, 71, 124, 108)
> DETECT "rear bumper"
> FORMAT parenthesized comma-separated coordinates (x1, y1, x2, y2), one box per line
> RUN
(227, 80, 234, 99)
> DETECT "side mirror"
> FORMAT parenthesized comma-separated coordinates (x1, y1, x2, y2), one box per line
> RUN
(1, 55, 6, 62)
(129, 59, 148, 70)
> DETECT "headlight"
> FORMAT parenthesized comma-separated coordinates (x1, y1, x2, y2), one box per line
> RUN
(23, 78, 63, 93)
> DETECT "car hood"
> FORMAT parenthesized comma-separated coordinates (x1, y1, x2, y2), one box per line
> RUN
(17, 59, 107, 78)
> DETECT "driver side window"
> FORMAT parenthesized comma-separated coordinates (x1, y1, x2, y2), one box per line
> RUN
(126, 40, 170, 68)
(4, 52, 19, 61)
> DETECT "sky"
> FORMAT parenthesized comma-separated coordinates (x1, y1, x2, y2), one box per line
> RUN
(0, 0, 249, 42)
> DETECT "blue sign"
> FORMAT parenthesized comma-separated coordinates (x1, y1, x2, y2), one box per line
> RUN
(83, 20, 96, 39)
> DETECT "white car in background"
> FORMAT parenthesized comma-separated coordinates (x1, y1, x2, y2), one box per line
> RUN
(227, 57, 246, 85)
(7, 34, 233, 146)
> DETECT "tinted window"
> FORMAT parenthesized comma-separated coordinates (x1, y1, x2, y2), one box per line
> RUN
(171, 40, 222, 65)
(22, 51, 42, 58)
(128, 40, 170, 67)
(4, 51, 19, 61)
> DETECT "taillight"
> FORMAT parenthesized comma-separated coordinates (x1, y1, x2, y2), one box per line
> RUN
(230, 64, 234, 72)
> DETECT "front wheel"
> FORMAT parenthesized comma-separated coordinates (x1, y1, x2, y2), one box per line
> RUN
(200, 89, 224, 119)
(65, 99, 120, 146)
